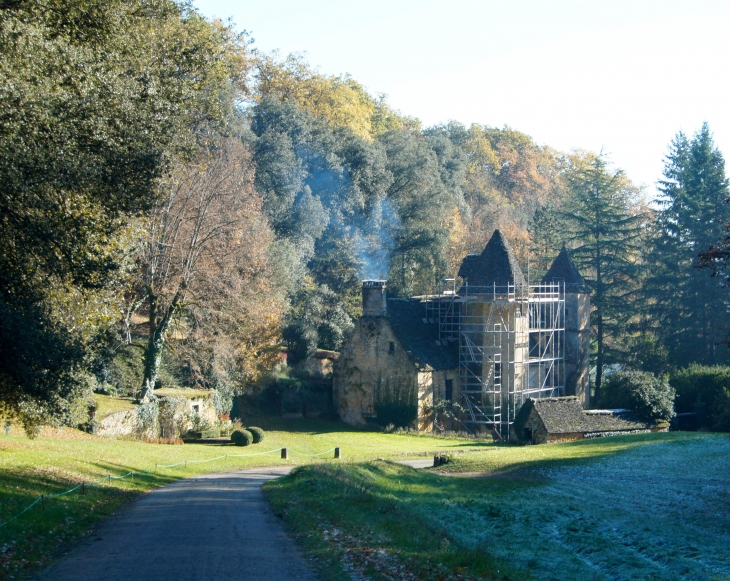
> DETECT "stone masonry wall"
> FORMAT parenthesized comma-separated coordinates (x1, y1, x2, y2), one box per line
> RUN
(565, 292, 590, 408)
(333, 317, 417, 426)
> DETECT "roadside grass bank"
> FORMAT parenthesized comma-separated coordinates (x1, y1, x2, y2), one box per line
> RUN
(264, 432, 730, 581)
(265, 461, 529, 581)
(0, 420, 489, 579)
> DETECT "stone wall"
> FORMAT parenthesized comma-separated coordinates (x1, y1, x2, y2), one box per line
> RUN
(417, 369, 460, 431)
(333, 316, 417, 426)
(510, 407, 550, 444)
(565, 292, 590, 408)
(97, 409, 137, 437)
(96, 394, 217, 438)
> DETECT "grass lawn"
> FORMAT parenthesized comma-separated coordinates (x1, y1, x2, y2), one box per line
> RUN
(91, 394, 137, 419)
(0, 418, 489, 578)
(264, 432, 730, 581)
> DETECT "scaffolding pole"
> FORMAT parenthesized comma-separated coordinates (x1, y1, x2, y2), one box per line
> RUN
(425, 281, 565, 440)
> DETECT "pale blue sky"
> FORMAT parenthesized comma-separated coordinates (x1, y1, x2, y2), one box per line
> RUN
(193, 0, 730, 196)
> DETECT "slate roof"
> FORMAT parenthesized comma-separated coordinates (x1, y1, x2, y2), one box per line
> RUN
(541, 246, 589, 292)
(457, 230, 526, 288)
(513, 396, 658, 434)
(386, 298, 459, 371)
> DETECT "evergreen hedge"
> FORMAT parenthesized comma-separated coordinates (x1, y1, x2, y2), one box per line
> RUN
(599, 370, 675, 422)
(670, 365, 730, 430)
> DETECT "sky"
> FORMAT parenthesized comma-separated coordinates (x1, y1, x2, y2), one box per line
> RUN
(193, 0, 730, 197)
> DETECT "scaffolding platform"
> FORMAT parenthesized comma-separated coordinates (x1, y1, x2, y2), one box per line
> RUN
(425, 281, 565, 439)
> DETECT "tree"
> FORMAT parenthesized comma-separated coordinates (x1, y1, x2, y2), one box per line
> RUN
(130, 139, 278, 401)
(561, 154, 645, 401)
(647, 124, 730, 367)
(255, 52, 419, 141)
(0, 0, 251, 430)
(377, 129, 466, 296)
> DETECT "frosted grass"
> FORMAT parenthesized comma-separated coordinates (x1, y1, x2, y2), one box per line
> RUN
(425, 435, 730, 581)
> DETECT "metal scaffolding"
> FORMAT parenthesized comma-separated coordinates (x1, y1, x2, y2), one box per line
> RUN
(425, 281, 565, 439)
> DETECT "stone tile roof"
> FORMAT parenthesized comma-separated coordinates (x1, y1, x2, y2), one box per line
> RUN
(386, 298, 458, 371)
(514, 396, 657, 434)
(541, 246, 589, 292)
(457, 229, 526, 288)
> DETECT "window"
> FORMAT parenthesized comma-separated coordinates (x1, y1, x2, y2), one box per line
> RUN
(192, 405, 200, 413)
(445, 379, 453, 401)
(388, 341, 395, 354)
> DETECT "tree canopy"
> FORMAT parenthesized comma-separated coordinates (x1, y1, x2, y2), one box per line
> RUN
(2, 9, 730, 432)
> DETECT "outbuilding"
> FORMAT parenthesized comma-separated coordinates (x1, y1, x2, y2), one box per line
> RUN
(511, 396, 669, 444)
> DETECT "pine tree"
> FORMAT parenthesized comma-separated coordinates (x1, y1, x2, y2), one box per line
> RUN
(647, 124, 730, 367)
(561, 154, 645, 401)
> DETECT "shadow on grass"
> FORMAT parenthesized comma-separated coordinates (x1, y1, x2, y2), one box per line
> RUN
(0, 461, 176, 578)
(440, 431, 693, 481)
(247, 415, 373, 434)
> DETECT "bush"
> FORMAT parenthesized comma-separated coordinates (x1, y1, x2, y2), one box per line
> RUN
(374, 378, 417, 429)
(230, 429, 253, 446)
(670, 365, 730, 429)
(247, 426, 265, 443)
(599, 370, 675, 422)
(712, 388, 730, 432)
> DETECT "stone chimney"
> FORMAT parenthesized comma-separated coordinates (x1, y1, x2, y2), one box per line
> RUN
(362, 280, 387, 317)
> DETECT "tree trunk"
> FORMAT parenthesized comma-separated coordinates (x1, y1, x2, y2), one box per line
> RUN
(138, 285, 185, 402)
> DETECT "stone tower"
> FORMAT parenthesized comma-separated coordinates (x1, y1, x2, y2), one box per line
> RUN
(457, 230, 529, 435)
(541, 246, 590, 408)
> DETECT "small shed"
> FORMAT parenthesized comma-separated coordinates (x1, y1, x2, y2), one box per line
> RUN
(511, 396, 669, 444)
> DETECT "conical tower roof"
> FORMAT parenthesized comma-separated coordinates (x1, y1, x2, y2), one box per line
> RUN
(541, 245, 589, 292)
(458, 230, 526, 287)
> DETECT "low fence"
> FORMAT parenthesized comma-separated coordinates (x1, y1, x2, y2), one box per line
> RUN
(0, 446, 340, 529)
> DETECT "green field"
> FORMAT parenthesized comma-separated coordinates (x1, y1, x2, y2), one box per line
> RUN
(265, 432, 730, 581)
(0, 418, 488, 578)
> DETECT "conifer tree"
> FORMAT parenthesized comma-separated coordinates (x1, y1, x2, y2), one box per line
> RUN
(647, 124, 730, 367)
(561, 154, 645, 401)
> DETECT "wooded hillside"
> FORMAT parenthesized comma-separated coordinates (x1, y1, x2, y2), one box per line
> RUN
(2, 0, 728, 433)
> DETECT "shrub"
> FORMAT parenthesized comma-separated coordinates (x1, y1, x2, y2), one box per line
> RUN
(711, 388, 730, 432)
(247, 426, 265, 443)
(374, 378, 417, 429)
(599, 370, 675, 422)
(231, 429, 253, 446)
(670, 365, 730, 429)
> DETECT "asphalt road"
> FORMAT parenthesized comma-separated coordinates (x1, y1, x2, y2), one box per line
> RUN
(36, 466, 321, 581)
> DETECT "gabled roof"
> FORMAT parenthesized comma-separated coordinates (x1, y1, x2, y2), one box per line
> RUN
(513, 396, 658, 434)
(514, 396, 588, 433)
(386, 299, 458, 371)
(457, 230, 526, 288)
(541, 246, 589, 292)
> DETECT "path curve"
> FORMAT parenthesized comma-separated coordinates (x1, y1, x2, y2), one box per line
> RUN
(35, 466, 321, 581)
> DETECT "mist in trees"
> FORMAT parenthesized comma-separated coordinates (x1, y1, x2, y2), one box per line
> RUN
(3, 2, 730, 434)
(650, 124, 730, 367)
